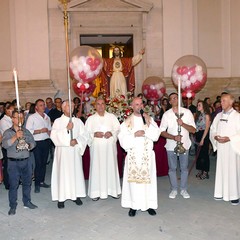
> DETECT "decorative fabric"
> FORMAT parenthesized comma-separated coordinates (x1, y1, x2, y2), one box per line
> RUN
(125, 114, 151, 184)
(196, 112, 206, 131)
(101, 58, 135, 96)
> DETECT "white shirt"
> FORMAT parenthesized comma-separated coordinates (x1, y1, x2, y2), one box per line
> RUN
(0, 115, 12, 135)
(159, 107, 196, 151)
(26, 112, 51, 141)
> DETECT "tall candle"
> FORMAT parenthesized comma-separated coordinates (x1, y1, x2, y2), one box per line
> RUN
(13, 68, 20, 109)
(178, 76, 181, 115)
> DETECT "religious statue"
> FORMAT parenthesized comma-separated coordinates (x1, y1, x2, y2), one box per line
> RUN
(100, 46, 145, 97)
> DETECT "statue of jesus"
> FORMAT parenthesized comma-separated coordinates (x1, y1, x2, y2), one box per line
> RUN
(101, 46, 145, 97)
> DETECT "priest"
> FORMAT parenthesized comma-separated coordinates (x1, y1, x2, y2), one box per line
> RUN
(85, 97, 121, 201)
(210, 93, 240, 206)
(50, 100, 88, 209)
(118, 97, 160, 217)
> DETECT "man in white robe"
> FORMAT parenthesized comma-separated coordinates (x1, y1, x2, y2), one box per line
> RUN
(210, 94, 240, 205)
(118, 97, 160, 217)
(50, 100, 87, 209)
(85, 98, 121, 200)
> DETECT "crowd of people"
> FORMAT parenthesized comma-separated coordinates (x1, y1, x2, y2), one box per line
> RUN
(0, 92, 239, 216)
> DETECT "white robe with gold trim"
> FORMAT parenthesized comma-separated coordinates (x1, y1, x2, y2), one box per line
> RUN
(118, 115, 160, 211)
(210, 109, 240, 201)
(50, 115, 87, 201)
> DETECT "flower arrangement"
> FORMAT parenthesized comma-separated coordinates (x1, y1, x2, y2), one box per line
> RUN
(87, 90, 154, 122)
(105, 91, 133, 122)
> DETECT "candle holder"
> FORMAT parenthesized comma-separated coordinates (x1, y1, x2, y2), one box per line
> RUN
(16, 111, 30, 152)
(16, 133, 30, 152)
(12, 69, 30, 151)
(174, 112, 186, 155)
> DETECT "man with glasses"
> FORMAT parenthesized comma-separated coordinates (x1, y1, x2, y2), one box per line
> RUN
(2, 110, 37, 215)
(210, 93, 240, 206)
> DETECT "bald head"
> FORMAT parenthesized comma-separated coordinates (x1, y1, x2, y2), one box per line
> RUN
(131, 97, 143, 115)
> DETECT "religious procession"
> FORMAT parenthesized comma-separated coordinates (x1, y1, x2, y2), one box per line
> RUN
(0, 45, 240, 219)
(1, 2, 240, 240)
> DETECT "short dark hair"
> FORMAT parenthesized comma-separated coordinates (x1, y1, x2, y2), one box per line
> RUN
(35, 99, 44, 105)
(168, 92, 178, 99)
(54, 98, 62, 103)
(5, 103, 14, 110)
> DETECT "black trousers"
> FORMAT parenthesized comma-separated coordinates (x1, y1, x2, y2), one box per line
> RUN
(33, 139, 50, 186)
(2, 148, 9, 189)
(195, 130, 210, 172)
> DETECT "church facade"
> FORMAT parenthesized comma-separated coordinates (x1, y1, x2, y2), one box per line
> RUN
(0, 0, 239, 103)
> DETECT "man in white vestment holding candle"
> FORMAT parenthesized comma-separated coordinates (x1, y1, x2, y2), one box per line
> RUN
(210, 93, 240, 206)
(118, 97, 160, 217)
(85, 97, 121, 201)
(159, 93, 196, 199)
(50, 100, 88, 209)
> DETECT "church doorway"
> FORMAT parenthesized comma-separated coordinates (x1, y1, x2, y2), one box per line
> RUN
(79, 34, 133, 58)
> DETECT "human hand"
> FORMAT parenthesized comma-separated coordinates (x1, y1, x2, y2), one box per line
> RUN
(67, 122, 74, 131)
(177, 118, 183, 126)
(174, 135, 182, 142)
(104, 131, 112, 139)
(215, 136, 230, 143)
(139, 48, 145, 55)
(94, 132, 104, 138)
(16, 130, 24, 139)
(41, 128, 49, 133)
(134, 130, 145, 137)
(70, 139, 78, 147)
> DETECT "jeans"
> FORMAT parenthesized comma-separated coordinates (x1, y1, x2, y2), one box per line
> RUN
(33, 139, 50, 186)
(8, 158, 33, 208)
(167, 150, 189, 191)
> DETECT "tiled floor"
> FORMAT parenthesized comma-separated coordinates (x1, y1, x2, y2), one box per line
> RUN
(0, 155, 239, 240)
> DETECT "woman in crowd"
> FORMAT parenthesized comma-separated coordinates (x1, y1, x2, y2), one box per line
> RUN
(25, 103, 36, 125)
(203, 97, 214, 114)
(73, 103, 86, 123)
(159, 97, 171, 120)
(195, 100, 211, 180)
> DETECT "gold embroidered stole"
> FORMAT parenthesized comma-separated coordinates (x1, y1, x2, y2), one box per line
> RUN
(125, 114, 151, 184)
